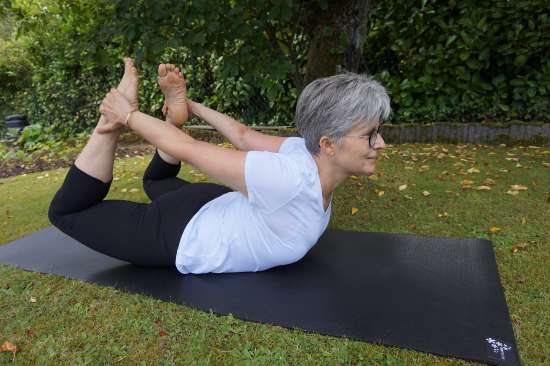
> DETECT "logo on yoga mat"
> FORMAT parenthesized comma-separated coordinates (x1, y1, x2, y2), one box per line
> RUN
(485, 337, 512, 361)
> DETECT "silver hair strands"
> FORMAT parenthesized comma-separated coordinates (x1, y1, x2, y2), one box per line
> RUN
(295, 73, 391, 155)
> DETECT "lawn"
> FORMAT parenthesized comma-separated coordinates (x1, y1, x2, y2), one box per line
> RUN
(1, 142, 548, 365)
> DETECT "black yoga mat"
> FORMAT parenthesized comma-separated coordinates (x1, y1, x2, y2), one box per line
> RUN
(0, 226, 520, 365)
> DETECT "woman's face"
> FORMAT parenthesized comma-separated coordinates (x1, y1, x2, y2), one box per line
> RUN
(333, 123, 386, 176)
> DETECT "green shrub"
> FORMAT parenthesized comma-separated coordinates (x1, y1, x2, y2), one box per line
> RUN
(364, 0, 549, 122)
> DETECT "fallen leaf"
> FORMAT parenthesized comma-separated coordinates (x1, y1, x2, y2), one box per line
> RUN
(404, 166, 413, 170)
(506, 190, 519, 196)
(408, 224, 417, 230)
(422, 191, 430, 196)
(129, 188, 139, 193)
(30, 297, 37, 303)
(398, 184, 408, 191)
(437, 212, 449, 218)
(351, 207, 359, 215)
(25, 329, 34, 337)
(510, 184, 528, 191)
(121, 188, 128, 193)
(499, 169, 509, 173)
(1, 341, 19, 359)
(489, 227, 502, 234)
(521, 217, 527, 225)
(159, 330, 168, 337)
(511, 242, 529, 253)
(367, 175, 378, 181)
(404, 195, 413, 200)
(543, 162, 550, 168)
(474, 186, 491, 190)
(377, 190, 385, 197)
(483, 178, 496, 186)
(350, 175, 359, 180)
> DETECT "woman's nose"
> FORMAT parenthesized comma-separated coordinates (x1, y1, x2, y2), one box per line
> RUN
(374, 134, 386, 149)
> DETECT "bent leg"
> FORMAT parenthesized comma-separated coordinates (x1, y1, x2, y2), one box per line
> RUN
(49, 164, 175, 266)
(143, 149, 191, 201)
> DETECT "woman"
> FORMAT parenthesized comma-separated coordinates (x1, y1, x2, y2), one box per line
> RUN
(48, 57, 390, 274)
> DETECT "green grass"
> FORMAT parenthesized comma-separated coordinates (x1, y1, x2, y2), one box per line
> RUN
(1, 143, 549, 365)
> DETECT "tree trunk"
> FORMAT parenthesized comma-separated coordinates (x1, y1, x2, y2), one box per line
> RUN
(302, 0, 373, 89)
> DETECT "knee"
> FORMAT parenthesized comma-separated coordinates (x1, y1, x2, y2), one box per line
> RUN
(143, 178, 153, 194)
(47, 196, 62, 227)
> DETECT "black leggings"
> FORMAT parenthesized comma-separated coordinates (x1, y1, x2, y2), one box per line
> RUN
(48, 150, 233, 267)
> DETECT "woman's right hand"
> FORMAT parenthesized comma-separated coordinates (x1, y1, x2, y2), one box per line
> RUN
(99, 88, 136, 131)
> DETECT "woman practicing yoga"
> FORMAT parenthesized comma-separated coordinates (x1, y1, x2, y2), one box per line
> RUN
(48, 57, 390, 274)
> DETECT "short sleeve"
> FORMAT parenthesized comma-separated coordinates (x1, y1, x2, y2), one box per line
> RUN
(245, 151, 302, 213)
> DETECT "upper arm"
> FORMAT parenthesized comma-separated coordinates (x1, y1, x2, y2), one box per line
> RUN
(240, 128, 288, 153)
(182, 140, 248, 198)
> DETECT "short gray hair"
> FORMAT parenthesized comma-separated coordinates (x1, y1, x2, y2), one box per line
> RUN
(294, 72, 391, 155)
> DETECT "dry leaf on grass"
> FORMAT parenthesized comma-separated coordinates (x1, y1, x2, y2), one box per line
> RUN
(351, 207, 359, 215)
(467, 167, 480, 174)
(474, 186, 491, 190)
(511, 242, 529, 253)
(461, 179, 475, 189)
(422, 191, 431, 196)
(398, 184, 408, 191)
(489, 227, 502, 234)
(510, 184, 528, 191)
(506, 190, 519, 196)
(1, 341, 20, 360)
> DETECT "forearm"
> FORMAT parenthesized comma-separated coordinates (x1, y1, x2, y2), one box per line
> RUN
(188, 100, 247, 150)
(128, 111, 196, 162)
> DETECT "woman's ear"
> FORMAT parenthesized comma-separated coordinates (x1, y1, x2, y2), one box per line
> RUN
(319, 136, 336, 157)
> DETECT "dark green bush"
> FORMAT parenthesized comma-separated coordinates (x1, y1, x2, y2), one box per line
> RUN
(1, 0, 548, 151)
(364, 0, 549, 122)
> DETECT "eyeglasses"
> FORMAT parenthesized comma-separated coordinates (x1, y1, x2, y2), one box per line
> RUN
(343, 125, 383, 147)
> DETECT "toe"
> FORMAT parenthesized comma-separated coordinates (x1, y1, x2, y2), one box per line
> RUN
(158, 64, 167, 77)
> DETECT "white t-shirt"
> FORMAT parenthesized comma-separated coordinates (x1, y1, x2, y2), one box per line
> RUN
(175, 137, 332, 274)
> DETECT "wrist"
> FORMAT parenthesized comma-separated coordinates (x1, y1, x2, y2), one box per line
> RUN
(124, 109, 138, 128)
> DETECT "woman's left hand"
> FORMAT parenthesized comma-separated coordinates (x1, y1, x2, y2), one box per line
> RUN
(99, 88, 136, 129)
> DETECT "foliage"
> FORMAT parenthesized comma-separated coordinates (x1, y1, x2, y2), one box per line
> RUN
(0, 0, 548, 150)
(364, 0, 549, 122)
(0, 10, 31, 126)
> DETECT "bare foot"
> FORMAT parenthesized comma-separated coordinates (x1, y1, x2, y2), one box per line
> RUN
(96, 57, 139, 134)
(118, 57, 139, 109)
(158, 63, 188, 127)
